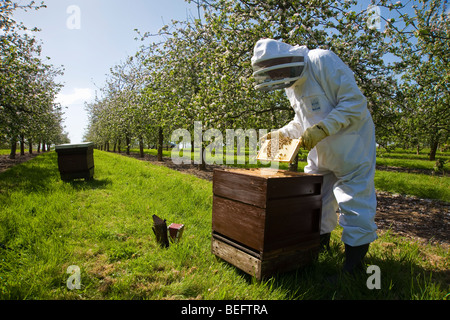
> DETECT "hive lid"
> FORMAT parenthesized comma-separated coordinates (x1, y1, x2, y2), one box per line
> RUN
(217, 168, 314, 178)
(55, 142, 94, 150)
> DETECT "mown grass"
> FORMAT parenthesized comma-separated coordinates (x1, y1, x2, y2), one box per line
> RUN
(376, 148, 450, 174)
(132, 147, 450, 202)
(0, 150, 448, 300)
(375, 171, 450, 202)
(377, 157, 450, 172)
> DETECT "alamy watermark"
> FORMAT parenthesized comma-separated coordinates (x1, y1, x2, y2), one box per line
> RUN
(170, 121, 281, 172)
(66, 265, 81, 290)
(366, 265, 381, 289)
(367, 4, 381, 30)
(66, 5, 81, 30)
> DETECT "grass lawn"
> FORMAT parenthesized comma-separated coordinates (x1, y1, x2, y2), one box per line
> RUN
(132, 147, 450, 202)
(0, 150, 448, 300)
(374, 171, 450, 202)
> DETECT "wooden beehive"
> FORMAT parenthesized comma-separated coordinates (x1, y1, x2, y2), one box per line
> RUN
(211, 168, 323, 279)
(55, 142, 94, 181)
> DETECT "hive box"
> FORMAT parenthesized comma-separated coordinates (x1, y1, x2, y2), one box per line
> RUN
(55, 142, 94, 181)
(211, 168, 323, 279)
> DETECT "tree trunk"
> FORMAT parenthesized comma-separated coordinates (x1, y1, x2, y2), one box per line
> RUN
(139, 136, 144, 158)
(37, 141, 41, 153)
(429, 138, 439, 161)
(9, 138, 17, 159)
(198, 143, 206, 170)
(191, 138, 195, 161)
(29, 139, 33, 154)
(157, 127, 163, 161)
(20, 135, 25, 155)
(118, 139, 121, 153)
(42, 142, 46, 152)
(126, 136, 131, 155)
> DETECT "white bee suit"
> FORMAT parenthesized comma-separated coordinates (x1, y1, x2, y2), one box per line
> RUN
(275, 45, 378, 247)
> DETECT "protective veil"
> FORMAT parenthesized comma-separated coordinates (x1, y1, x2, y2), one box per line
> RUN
(253, 39, 377, 247)
(251, 39, 307, 91)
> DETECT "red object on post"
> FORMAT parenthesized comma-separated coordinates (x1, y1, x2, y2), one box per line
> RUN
(168, 223, 185, 243)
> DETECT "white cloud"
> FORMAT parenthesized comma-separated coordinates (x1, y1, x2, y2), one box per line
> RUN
(56, 88, 94, 106)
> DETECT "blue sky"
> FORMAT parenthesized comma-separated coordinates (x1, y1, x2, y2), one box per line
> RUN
(13, 0, 198, 143)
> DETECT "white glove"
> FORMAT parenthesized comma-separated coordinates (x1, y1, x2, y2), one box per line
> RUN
(300, 123, 329, 151)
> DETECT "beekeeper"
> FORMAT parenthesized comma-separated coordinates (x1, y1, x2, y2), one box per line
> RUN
(252, 38, 377, 274)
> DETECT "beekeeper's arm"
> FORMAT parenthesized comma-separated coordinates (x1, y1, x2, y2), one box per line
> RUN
(279, 113, 303, 139)
(260, 113, 302, 141)
(301, 50, 369, 150)
(310, 50, 369, 137)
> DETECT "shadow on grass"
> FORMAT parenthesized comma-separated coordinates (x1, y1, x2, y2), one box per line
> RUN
(64, 177, 112, 190)
(0, 152, 112, 195)
(0, 153, 58, 195)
